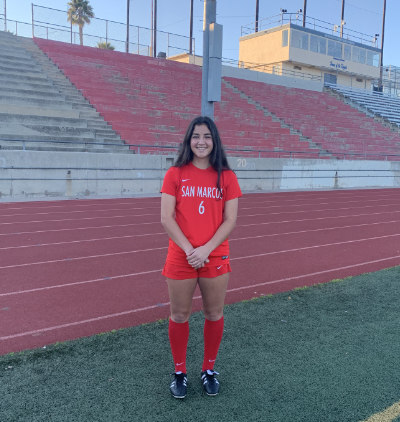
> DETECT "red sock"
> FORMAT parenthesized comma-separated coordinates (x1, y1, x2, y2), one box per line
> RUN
(202, 316, 224, 371)
(168, 319, 189, 373)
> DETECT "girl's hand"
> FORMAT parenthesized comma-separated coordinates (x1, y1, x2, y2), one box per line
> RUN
(186, 246, 210, 269)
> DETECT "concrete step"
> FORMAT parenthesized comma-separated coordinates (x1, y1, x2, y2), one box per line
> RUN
(21, 124, 97, 138)
(0, 86, 63, 99)
(0, 69, 49, 82)
(0, 54, 36, 67)
(0, 139, 131, 153)
(0, 95, 72, 109)
(0, 103, 80, 119)
(0, 130, 120, 143)
(0, 112, 88, 128)
(0, 62, 42, 75)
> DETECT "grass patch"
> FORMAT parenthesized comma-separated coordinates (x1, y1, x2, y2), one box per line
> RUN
(1, 267, 400, 422)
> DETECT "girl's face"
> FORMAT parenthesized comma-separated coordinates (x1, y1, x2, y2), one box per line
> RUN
(190, 124, 213, 162)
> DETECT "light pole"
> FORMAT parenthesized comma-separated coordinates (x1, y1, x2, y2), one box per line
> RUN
(126, 0, 130, 53)
(340, 0, 345, 38)
(153, 0, 157, 57)
(255, 0, 259, 32)
(302, 0, 307, 27)
(379, 0, 387, 91)
(189, 0, 194, 54)
(201, 0, 222, 119)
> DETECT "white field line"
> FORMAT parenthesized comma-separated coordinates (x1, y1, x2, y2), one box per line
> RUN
(2, 232, 400, 295)
(2, 254, 400, 342)
(359, 401, 400, 422)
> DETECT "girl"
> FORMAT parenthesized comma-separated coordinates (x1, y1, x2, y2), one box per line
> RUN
(160, 116, 242, 398)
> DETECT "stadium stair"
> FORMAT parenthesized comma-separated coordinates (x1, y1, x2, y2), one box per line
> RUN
(0, 30, 130, 153)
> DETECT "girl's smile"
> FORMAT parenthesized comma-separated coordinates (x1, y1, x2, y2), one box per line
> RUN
(190, 124, 213, 164)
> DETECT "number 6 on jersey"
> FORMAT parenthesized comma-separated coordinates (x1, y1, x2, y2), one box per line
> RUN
(199, 200, 205, 215)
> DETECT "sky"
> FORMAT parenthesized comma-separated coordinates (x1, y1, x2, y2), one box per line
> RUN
(3, 0, 400, 67)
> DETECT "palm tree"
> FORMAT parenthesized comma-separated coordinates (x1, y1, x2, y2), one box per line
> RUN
(67, 0, 94, 46)
(97, 41, 115, 50)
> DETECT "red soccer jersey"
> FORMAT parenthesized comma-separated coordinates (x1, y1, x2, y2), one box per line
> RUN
(161, 162, 242, 257)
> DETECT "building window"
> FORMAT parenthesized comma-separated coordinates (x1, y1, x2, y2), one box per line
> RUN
(343, 44, 351, 61)
(328, 40, 342, 58)
(353, 46, 366, 64)
(291, 30, 309, 50)
(324, 73, 337, 84)
(282, 30, 288, 47)
(310, 35, 326, 54)
(367, 50, 380, 67)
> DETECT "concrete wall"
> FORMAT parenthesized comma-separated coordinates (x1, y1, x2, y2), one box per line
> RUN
(1, 150, 399, 201)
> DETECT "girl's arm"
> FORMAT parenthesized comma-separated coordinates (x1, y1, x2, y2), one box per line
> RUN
(161, 193, 194, 256)
(186, 197, 239, 268)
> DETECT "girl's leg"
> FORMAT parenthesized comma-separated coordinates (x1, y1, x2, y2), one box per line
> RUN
(167, 277, 198, 373)
(198, 273, 229, 371)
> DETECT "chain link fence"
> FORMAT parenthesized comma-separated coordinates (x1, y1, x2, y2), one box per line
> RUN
(31, 4, 194, 58)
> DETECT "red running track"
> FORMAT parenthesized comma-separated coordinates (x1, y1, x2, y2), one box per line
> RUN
(1, 188, 400, 355)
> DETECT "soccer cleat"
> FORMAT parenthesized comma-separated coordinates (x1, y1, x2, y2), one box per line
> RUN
(201, 370, 220, 396)
(170, 372, 188, 399)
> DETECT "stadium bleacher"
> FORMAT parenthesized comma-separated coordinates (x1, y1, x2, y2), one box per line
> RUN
(31, 38, 400, 161)
(33, 38, 324, 158)
(326, 83, 400, 128)
(0, 30, 129, 153)
(227, 77, 400, 161)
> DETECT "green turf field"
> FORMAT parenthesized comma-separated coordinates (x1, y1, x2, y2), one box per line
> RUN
(1, 266, 400, 422)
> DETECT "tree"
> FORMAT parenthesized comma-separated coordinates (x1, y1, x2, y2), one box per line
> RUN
(97, 41, 115, 50)
(67, 0, 94, 46)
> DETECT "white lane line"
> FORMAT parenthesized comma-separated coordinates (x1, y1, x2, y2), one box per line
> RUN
(226, 254, 400, 294)
(2, 254, 400, 341)
(0, 232, 167, 251)
(0, 222, 159, 237)
(239, 197, 400, 211)
(1, 232, 400, 271)
(2, 233, 400, 295)
(231, 219, 400, 243)
(229, 233, 400, 262)
(238, 210, 400, 228)
(2, 218, 400, 252)
(239, 202, 400, 219)
(0, 213, 158, 226)
(0, 199, 160, 212)
(0, 246, 168, 270)
(1, 202, 400, 227)
(0, 269, 163, 297)
(2, 209, 400, 238)
(0, 206, 160, 219)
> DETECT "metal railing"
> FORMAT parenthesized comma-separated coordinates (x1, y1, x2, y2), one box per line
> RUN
(242, 13, 380, 48)
(222, 57, 322, 81)
(31, 4, 194, 58)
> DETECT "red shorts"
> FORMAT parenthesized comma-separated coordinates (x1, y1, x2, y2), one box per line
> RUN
(162, 253, 231, 280)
